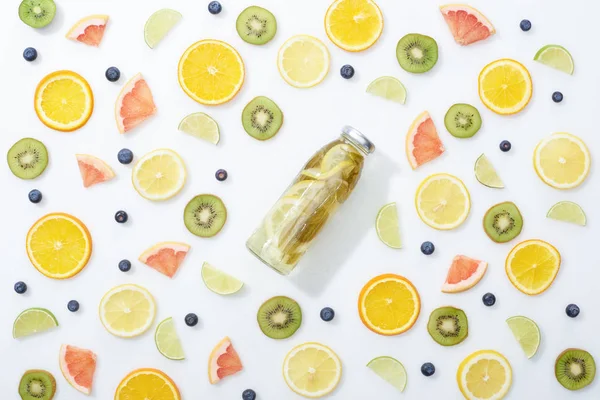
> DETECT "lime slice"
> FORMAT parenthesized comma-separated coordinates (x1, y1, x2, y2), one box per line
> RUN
(547, 201, 586, 226)
(506, 316, 541, 359)
(13, 308, 58, 338)
(376, 203, 402, 249)
(201, 262, 244, 295)
(367, 356, 407, 392)
(144, 9, 182, 49)
(534, 45, 574, 75)
(366, 76, 407, 104)
(178, 112, 220, 145)
(154, 317, 185, 360)
(474, 154, 504, 188)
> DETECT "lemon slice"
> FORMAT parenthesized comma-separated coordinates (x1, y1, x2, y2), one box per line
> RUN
(264, 196, 306, 240)
(547, 201, 586, 226)
(376, 203, 401, 249)
(366, 76, 407, 104)
(367, 356, 407, 392)
(506, 316, 541, 359)
(475, 154, 504, 188)
(534, 132, 590, 189)
(278, 35, 330, 88)
(283, 342, 342, 398)
(415, 173, 471, 230)
(285, 180, 327, 197)
(132, 149, 186, 201)
(13, 308, 58, 338)
(534, 44, 574, 75)
(457, 350, 512, 399)
(99, 284, 156, 338)
(155, 317, 185, 360)
(144, 9, 182, 49)
(505, 239, 561, 295)
(178, 112, 219, 145)
(201, 262, 244, 295)
(321, 144, 361, 172)
(324, 0, 383, 52)
(478, 59, 532, 115)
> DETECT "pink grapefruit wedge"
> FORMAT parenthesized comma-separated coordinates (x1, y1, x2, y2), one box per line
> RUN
(115, 73, 157, 134)
(59, 344, 97, 395)
(139, 242, 190, 278)
(406, 111, 445, 169)
(66, 15, 109, 47)
(440, 5, 495, 46)
(208, 337, 243, 384)
(441, 255, 487, 293)
(76, 154, 115, 188)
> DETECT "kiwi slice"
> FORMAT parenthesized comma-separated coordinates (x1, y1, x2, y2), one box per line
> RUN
(242, 96, 283, 141)
(444, 104, 482, 138)
(19, 370, 56, 400)
(555, 348, 596, 391)
(19, 0, 56, 28)
(427, 306, 468, 346)
(483, 201, 523, 243)
(7, 138, 49, 180)
(236, 6, 277, 45)
(257, 296, 302, 339)
(396, 33, 439, 73)
(184, 194, 227, 238)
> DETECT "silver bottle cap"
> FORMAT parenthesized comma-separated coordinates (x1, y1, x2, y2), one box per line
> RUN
(341, 125, 375, 155)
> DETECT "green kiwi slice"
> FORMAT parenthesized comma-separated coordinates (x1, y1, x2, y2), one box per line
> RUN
(483, 201, 523, 243)
(236, 6, 277, 45)
(7, 138, 49, 180)
(427, 306, 468, 346)
(19, 370, 56, 400)
(444, 104, 482, 138)
(257, 296, 302, 339)
(184, 194, 227, 238)
(555, 348, 596, 391)
(19, 0, 56, 29)
(396, 33, 439, 73)
(242, 96, 283, 140)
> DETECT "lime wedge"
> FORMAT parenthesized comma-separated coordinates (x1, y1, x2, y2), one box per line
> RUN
(155, 317, 185, 360)
(506, 316, 541, 359)
(144, 9, 182, 49)
(367, 356, 407, 392)
(475, 154, 504, 188)
(178, 112, 220, 145)
(376, 203, 402, 249)
(366, 76, 407, 104)
(534, 45, 574, 75)
(202, 262, 244, 295)
(13, 308, 58, 338)
(547, 201, 586, 226)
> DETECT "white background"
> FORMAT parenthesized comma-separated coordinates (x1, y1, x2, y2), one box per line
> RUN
(0, 0, 597, 398)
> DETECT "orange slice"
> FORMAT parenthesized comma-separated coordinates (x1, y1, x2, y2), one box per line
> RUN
(115, 368, 180, 400)
(440, 5, 495, 46)
(478, 59, 532, 115)
(208, 337, 243, 384)
(139, 242, 190, 278)
(406, 111, 445, 169)
(324, 0, 384, 52)
(115, 73, 157, 133)
(441, 255, 487, 293)
(66, 15, 109, 46)
(59, 344, 97, 395)
(506, 239, 561, 295)
(76, 154, 115, 188)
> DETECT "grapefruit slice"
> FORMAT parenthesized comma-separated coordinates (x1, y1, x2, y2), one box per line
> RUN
(66, 15, 109, 46)
(139, 242, 190, 278)
(406, 111, 445, 169)
(76, 154, 115, 188)
(440, 5, 495, 46)
(59, 344, 97, 395)
(441, 255, 487, 293)
(208, 337, 243, 384)
(115, 73, 157, 134)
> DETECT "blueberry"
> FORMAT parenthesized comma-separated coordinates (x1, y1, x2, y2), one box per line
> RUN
(28, 189, 42, 203)
(340, 64, 355, 79)
(566, 304, 580, 318)
(242, 389, 256, 400)
(552, 91, 563, 103)
(14, 281, 27, 294)
(520, 19, 532, 31)
(185, 313, 199, 327)
(420, 241, 435, 255)
(320, 307, 335, 322)
(118, 259, 131, 272)
(421, 362, 435, 377)
(105, 67, 120, 82)
(23, 47, 38, 62)
(215, 169, 228, 182)
(482, 292, 496, 307)
(208, 1, 222, 14)
(118, 148, 133, 164)
(115, 210, 128, 223)
(67, 300, 80, 312)
(499, 140, 512, 152)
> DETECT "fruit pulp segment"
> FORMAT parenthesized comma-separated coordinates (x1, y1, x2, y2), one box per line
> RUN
(364, 281, 417, 330)
(287, 348, 338, 392)
(465, 358, 508, 398)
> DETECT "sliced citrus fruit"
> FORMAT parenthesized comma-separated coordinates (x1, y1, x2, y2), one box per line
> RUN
(99, 284, 156, 338)
(505, 239, 561, 295)
(475, 153, 504, 188)
(115, 73, 156, 133)
(440, 4, 495, 46)
(506, 316, 540, 358)
(202, 262, 244, 295)
(376, 203, 401, 249)
(367, 356, 407, 393)
(358, 274, 420, 335)
(115, 368, 180, 400)
(283, 342, 342, 398)
(139, 242, 190, 278)
(208, 337, 243, 384)
(366, 76, 406, 104)
(75, 154, 115, 188)
(441, 255, 487, 293)
(132, 149, 186, 201)
(59, 344, 97, 395)
(324, 0, 383, 52)
(415, 173, 470, 230)
(34, 70, 94, 132)
(144, 9, 181, 49)
(321, 143, 360, 172)
(457, 350, 512, 400)
(65, 15, 109, 46)
(155, 317, 185, 360)
(406, 111, 445, 169)
(13, 308, 58, 338)
(534, 44, 574, 75)
(533, 132, 590, 190)
(547, 201, 586, 226)
(178, 112, 220, 144)
(478, 59, 532, 115)
(26, 213, 92, 279)
(278, 35, 330, 88)
(178, 40, 244, 105)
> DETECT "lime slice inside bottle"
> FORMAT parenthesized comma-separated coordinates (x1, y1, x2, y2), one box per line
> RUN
(474, 154, 504, 189)
(155, 317, 185, 360)
(506, 316, 541, 359)
(534, 44, 574, 75)
(201, 262, 244, 295)
(547, 201, 586, 226)
(13, 308, 59, 338)
(376, 203, 402, 249)
(366, 76, 407, 104)
(367, 356, 407, 392)
(144, 8, 182, 49)
(178, 112, 220, 145)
